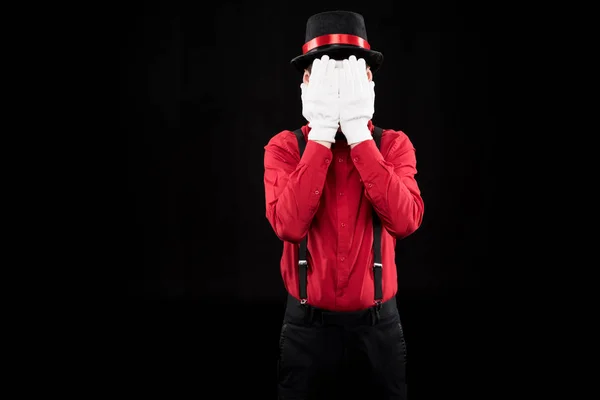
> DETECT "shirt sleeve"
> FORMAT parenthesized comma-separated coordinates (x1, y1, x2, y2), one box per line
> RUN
(350, 131, 425, 239)
(264, 131, 332, 243)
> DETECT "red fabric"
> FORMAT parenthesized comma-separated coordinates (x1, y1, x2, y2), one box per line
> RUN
(263, 121, 424, 311)
(302, 34, 370, 54)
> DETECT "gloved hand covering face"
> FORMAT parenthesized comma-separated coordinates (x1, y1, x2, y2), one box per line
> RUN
(338, 55, 375, 145)
(301, 55, 340, 143)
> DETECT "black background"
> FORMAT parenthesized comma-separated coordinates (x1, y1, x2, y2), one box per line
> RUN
(119, 1, 519, 398)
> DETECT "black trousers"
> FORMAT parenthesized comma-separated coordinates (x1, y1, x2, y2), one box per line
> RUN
(277, 294, 407, 400)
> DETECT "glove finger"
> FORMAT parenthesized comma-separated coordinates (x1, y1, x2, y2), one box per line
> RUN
(323, 59, 333, 91)
(349, 55, 360, 84)
(351, 58, 364, 92)
(350, 62, 361, 93)
(357, 58, 368, 90)
(345, 59, 356, 95)
(370, 81, 375, 109)
(321, 61, 330, 91)
(316, 55, 330, 86)
(357, 57, 367, 71)
(338, 68, 347, 98)
(311, 58, 322, 86)
(342, 59, 353, 87)
(329, 60, 340, 97)
(325, 59, 337, 92)
(328, 67, 339, 98)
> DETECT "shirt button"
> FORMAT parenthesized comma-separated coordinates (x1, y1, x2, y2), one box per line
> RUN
(368, 183, 373, 188)
(338, 158, 344, 162)
(339, 192, 344, 196)
(340, 257, 346, 262)
(325, 159, 330, 164)
(353, 157, 358, 162)
(315, 190, 319, 194)
(341, 223, 346, 227)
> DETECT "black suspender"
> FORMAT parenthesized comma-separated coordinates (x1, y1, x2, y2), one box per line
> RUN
(372, 127, 383, 304)
(292, 127, 384, 306)
(293, 129, 309, 303)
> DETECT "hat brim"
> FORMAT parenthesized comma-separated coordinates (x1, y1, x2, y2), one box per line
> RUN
(290, 45, 384, 72)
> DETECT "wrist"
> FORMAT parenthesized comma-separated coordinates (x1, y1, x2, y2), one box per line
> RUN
(310, 140, 332, 149)
(307, 126, 337, 143)
(340, 119, 372, 145)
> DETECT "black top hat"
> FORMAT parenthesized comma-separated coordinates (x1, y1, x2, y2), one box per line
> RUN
(290, 10, 384, 72)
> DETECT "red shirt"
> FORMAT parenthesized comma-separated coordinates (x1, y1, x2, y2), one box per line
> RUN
(263, 121, 424, 311)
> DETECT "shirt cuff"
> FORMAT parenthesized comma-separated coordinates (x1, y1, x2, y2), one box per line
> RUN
(350, 139, 386, 202)
(350, 139, 384, 166)
(300, 140, 334, 171)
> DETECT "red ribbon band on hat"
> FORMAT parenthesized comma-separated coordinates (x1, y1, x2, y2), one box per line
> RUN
(302, 34, 371, 54)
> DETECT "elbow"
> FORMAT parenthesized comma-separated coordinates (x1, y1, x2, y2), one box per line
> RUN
(390, 203, 424, 239)
(388, 222, 417, 240)
(267, 210, 308, 244)
(275, 224, 308, 244)
(394, 220, 421, 239)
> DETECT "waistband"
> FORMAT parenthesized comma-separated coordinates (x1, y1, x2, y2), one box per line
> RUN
(284, 293, 398, 327)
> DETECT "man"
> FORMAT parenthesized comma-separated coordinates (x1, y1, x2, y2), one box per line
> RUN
(263, 10, 424, 400)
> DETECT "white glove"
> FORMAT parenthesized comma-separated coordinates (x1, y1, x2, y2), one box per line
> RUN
(301, 55, 340, 143)
(339, 56, 375, 145)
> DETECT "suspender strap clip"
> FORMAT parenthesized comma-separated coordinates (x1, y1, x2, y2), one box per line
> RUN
(373, 262, 383, 303)
(298, 259, 308, 302)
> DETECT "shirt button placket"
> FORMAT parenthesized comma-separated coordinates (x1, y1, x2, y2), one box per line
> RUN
(336, 150, 350, 291)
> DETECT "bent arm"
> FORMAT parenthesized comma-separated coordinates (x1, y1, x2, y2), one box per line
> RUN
(264, 133, 332, 243)
(351, 132, 424, 238)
